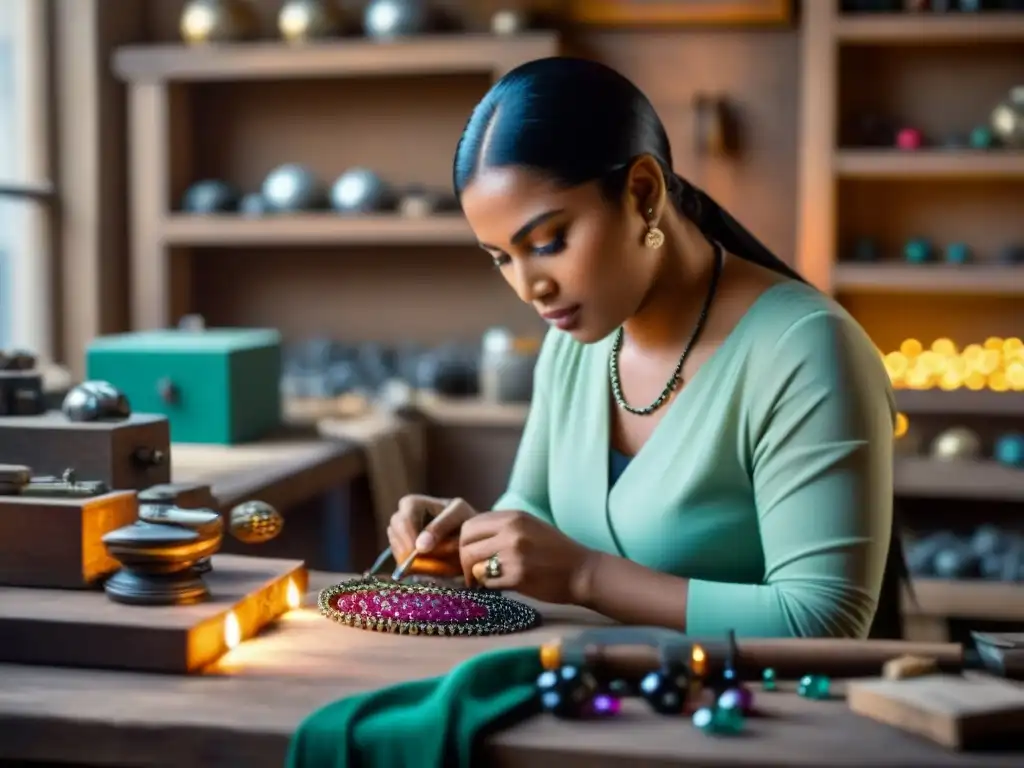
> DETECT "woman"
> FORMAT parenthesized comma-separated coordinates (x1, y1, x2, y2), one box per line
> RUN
(388, 57, 905, 639)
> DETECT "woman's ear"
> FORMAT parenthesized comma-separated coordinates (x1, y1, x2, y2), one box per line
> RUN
(624, 155, 668, 221)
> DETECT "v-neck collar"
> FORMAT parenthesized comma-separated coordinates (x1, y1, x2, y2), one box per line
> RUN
(586, 281, 795, 551)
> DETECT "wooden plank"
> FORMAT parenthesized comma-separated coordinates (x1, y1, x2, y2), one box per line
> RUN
(896, 390, 1024, 419)
(835, 150, 1024, 179)
(112, 34, 560, 83)
(126, 81, 172, 330)
(904, 579, 1024, 623)
(171, 438, 365, 512)
(835, 13, 1024, 45)
(0, 575, 1020, 767)
(160, 213, 474, 247)
(795, 0, 837, 293)
(567, 0, 792, 26)
(847, 674, 1024, 750)
(834, 264, 1024, 297)
(894, 457, 1024, 502)
(0, 554, 306, 673)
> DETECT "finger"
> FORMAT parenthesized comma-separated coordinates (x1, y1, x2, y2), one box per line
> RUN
(416, 497, 477, 553)
(470, 552, 517, 590)
(458, 509, 519, 547)
(391, 494, 445, 551)
(459, 530, 503, 587)
(387, 522, 415, 563)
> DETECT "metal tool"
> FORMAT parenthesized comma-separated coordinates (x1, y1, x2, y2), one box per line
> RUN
(362, 544, 422, 582)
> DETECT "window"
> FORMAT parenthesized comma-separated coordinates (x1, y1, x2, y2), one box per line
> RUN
(0, 0, 54, 361)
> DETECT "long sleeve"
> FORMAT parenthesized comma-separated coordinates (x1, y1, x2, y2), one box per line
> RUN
(685, 311, 895, 639)
(490, 331, 559, 524)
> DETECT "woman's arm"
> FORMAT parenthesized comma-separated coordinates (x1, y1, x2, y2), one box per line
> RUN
(490, 330, 561, 524)
(574, 311, 894, 638)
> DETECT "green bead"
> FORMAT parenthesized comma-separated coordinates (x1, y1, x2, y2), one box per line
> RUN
(903, 239, 932, 264)
(797, 674, 832, 700)
(761, 667, 777, 691)
(969, 125, 994, 149)
(810, 676, 831, 700)
(797, 674, 814, 697)
(712, 705, 745, 734)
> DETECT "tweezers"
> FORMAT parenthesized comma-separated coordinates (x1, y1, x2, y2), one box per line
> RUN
(363, 545, 419, 582)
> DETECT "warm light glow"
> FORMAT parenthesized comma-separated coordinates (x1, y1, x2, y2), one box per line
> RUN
(286, 578, 302, 610)
(881, 337, 1024, 392)
(894, 412, 909, 439)
(223, 611, 242, 650)
(691, 644, 707, 677)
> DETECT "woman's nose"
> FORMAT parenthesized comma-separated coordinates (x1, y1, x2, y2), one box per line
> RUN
(510, 262, 556, 304)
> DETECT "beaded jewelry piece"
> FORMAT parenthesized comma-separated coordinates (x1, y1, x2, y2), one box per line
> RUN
(318, 577, 541, 636)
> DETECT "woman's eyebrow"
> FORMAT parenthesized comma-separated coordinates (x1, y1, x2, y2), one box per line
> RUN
(479, 209, 565, 250)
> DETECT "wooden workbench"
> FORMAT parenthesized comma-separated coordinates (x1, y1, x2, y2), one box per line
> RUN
(171, 436, 375, 572)
(0, 572, 1021, 768)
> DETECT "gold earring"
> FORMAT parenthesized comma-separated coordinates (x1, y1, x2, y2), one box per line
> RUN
(644, 208, 665, 249)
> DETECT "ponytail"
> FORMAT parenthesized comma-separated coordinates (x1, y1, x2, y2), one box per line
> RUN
(669, 173, 808, 285)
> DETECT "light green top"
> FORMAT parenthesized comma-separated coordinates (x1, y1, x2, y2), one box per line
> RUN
(493, 280, 895, 639)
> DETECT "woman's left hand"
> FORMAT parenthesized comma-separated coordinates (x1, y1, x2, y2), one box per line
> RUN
(458, 510, 595, 605)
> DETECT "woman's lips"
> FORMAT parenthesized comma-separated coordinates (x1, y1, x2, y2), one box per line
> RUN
(540, 304, 581, 331)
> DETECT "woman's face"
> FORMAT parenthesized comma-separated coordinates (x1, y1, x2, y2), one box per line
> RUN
(460, 166, 657, 344)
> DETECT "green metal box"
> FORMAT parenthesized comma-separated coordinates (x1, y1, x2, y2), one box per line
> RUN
(86, 328, 282, 445)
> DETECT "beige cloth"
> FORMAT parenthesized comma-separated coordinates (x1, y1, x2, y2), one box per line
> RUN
(316, 411, 427, 551)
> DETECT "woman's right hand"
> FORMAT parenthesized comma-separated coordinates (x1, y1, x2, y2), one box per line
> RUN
(386, 494, 479, 573)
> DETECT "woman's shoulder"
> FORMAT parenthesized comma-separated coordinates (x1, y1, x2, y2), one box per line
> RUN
(736, 279, 879, 363)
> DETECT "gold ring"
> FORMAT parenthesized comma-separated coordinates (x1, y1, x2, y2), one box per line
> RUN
(485, 553, 502, 580)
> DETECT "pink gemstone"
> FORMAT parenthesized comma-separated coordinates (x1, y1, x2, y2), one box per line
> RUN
(896, 128, 923, 150)
(333, 589, 488, 623)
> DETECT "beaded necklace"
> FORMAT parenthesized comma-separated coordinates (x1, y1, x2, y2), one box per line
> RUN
(609, 242, 724, 416)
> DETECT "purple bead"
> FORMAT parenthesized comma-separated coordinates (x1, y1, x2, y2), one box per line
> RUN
(718, 685, 754, 715)
(588, 693, 622, 717)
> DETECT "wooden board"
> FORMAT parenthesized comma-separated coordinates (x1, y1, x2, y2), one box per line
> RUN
(847, 674, 1024, 750)
(0, 411, 171, 491)
(171, 436, 364, 511)
(0, 490, 138, 588)
(0, 572, 1022, 768)
(0, 554, 307, 674)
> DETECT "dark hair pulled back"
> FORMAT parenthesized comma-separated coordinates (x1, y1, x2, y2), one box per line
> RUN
(452, 56, 908, 639)
(453, 56, 805, 283)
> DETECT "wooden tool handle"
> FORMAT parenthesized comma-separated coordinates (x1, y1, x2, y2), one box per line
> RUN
(564, 637, 963, 680)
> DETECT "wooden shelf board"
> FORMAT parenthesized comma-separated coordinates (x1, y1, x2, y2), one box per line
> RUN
(835, 150, 1024, 179)
(113, 33, 560, 83)
(894, 457, 1024, 502)
(904, 578, 1024, 621)
(896, 389, 1024, 418)
(833, 263, 1024, 296)
(835, 13, 1024, 44)
(160, 213, 476, 247)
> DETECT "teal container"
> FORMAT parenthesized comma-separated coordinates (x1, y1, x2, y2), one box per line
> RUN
(86, 328, 282, 445)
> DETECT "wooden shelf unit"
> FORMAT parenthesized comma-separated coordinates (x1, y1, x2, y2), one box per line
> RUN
(114, 32, 560, 334)
(796, 4, 1024, 305)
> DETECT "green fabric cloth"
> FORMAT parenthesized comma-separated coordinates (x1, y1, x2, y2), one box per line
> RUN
(286, 646, 542, 768)
(494, 280, 896, 639)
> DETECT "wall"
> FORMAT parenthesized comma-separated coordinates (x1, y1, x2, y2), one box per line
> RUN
(128, 0, 800, 347)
